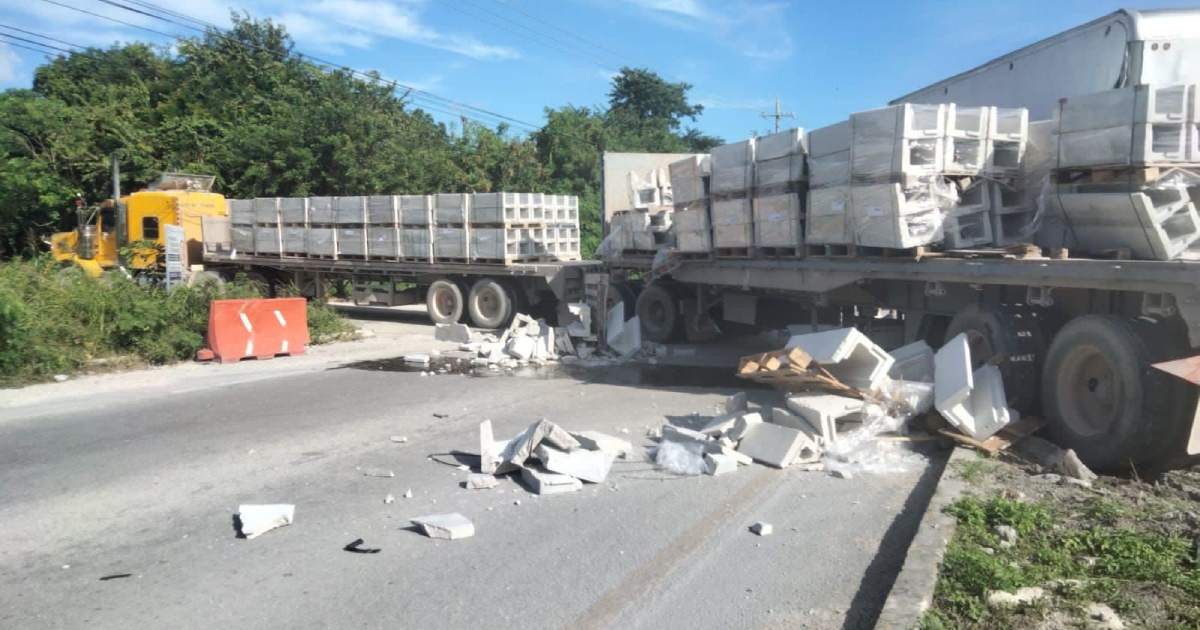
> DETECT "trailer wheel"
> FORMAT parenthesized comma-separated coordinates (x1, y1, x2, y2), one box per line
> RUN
(467, 279, 516, 329)
(637, 284, 680, 343)
(944, 305, 1045, 413)
(426, 279, 465, 325)
(1041, 316, 1189, 472)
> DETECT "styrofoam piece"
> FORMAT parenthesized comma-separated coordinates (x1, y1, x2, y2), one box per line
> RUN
(753, 193, 802, 248)
(337, 228, 366, 256)
(237, 504, 295, 539)
(808, 150, 850, 188)
(1055, 190, 1200, 260)
(808, 121, 850, 157)
(934, 333, 1012, 440)
(252, 197, 279, 225)
(534, 444, 614, 483)
(849, 183, 945, 249)
(851, 136, 944, 181)
(755, 127, 807, 161)
(367, 195, 396, 224)
(411, 513, 475, 539)
(1058, 123, 1188, 168)
(669, 155, 710, 205)
(989, 182, 1026, 215)
(785, 327, 896, 391)
(432, 227, 468, 259)
(736, 422, 820, 468)
(945, 104, 988, 139)
(434, 193, 469, 224)
(281, 226, 305, 254)
(712, 198, 753, 249)
(229, 198, 254, 225)
(308, 196, 334, 223)
(253, 226, 280, 254)
(943, 136, 986, 175)
(306, 227, 335, 256)
(988, 107, 1029, 142)
(985, 139, 1026, 176)
(943, 211, 994, 248)
(784, 393, 863, 445)
(851, 103, 945, 140)
(806, 186, 850, 245)
(954, 182, 991, 215)
(755, 155, 806, 188)
(888, 340, 934, 382)
(1058, 84, 1193, 134)
(710, 138, 755, 194)
(703, 452, 739, 476)
(279, 197, 307, 224)
(334, 196, 366, 224)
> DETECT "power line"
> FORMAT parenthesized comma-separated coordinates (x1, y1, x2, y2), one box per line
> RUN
(0, 24, 86, 50)
(37, 0, 181, 40)
(0, 39, 60, 57)
(0, 32, 77, 55)
(492, 0, 628, 64)
(760, 97, 794, 133)
(90, 0, 541, 131)
(448, 0, 617, 70)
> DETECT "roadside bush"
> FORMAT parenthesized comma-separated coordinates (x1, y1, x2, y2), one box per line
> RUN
(0, 257, 353, 385)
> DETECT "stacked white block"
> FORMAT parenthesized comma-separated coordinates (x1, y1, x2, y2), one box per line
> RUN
(229, 199, 254, 253)
(752, 128, 806, 252)
(1054, 188, 1200, 260)
(805, 122, 851, 249)
(251, 198, 281, 255)
(808, 121, 851, 189)
(1057, 84, 1195, 168)
(753, 192, 803, 250)
(850, 104, 945, 183)
(366, 196, 399, 259)
(986, 107, 1029, 176)
(943, 105, 988, 175)
(669, 155, 710, 205)
(848, 183, 945, 249)
(673, 202, 712, 253)
(543, 194, 581, 261)
(711, 197, 754, 249)
(397, 195, 432, 261)
(710, 138, 756, 196)
(806, 186, 851, 245)
(333, 196, 367, 257)
(609, 210, 656, 252)
(754, 127, 806, 190)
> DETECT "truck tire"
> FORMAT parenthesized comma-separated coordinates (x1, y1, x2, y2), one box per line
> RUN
(1040, 315, 1190, 472)
(637, 284, 680, 343)
(426, 279, 465, 325)
(944, 304, 1045, 413)
(606, 281, 637, 321)
(467, 279, 516, 329)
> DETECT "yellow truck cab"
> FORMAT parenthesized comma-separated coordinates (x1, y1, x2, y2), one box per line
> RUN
(51, 173, 228, 277)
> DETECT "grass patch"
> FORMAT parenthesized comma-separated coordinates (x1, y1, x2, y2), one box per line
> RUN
(924, 494, 1200, 628)
(0, 256, 353, 385)
(953, 456, 1000, 485)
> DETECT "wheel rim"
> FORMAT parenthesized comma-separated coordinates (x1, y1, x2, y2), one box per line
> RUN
(1057, 344, 1120, 437)
(475, 285, 503, 322)
(432, 286, 456, 319)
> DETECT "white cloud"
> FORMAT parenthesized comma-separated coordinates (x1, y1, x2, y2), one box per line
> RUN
(0, 43, 20, 83)
(302, 0, 520, 60)
(617, 0, 793, 61)
(697, 95, 774, 110)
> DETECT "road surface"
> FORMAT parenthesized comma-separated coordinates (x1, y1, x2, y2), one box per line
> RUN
(0, 309, 945, 629)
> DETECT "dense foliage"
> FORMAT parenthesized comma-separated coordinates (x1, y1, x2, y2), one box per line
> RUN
(0, 15, 719, 258)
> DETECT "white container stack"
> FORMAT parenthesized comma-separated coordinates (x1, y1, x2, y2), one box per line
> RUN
(709, 139, 756, 254)
(668, 154, 712, 254)
(752, 128, 806, 254)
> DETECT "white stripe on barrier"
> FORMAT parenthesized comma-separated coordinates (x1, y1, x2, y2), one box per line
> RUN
(240, 312, 253, 332)
(281, 340, 289, 354)
(245, 339, 254, 357)
(274, 309, 286, 327)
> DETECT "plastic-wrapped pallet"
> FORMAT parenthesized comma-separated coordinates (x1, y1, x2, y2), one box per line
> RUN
(712, 198, 753, 249)
(850, 104, 945, 182)
(1052, 174, 1200, 260)
(307, 227, 335, 256)
(279, 197, 307, 224)
(1057, 84, 1193, 168)
(281, 226, 306, 254)
(337, 228, 366, 256)
(400, 227, 431, 260)
(253, 226, 280, 253)
(367, 196, 397, 224)
(710, 139, 755, 195)
(808, 122, 851, 189)
(986, 107, 1029, 176)
(673, 202, 711, 253)
(669, 155, 710, 205)
(806, 186, 851, 245)
(943, 105, 988, 175)
(470, 228, 505, 261)
(308, 197, 335, 223)
(335, 196, 365, 224)
(231, 225, 254, 252)
(433, 227, 468, 259)
(367, 226, 398, 258)
(435, 193, 469, 224)
(399, 195, 431, 225)
(849, 182, 947, 248)
(252, 198, 279, 225)
(229, 198, 254, 225)
(753, 193, 803, 248)
(754, 128, 806, 190)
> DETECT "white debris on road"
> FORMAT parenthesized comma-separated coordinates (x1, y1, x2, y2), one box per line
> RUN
(237, 504, 295, 539)
(411, 513, 475, 540)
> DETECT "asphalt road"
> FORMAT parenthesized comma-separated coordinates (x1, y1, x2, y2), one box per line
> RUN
(0, 312, 945, 629)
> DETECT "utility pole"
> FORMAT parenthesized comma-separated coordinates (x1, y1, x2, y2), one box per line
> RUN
(760, 97, 794, 133)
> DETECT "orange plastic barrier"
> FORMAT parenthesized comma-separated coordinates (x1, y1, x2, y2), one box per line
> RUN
(206, 297, 309, 364)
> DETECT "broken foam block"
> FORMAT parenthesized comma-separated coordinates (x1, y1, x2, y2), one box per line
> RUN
(786, 327, 895, 391)
(934, 333, 1012, 440)
(237, 504, 295, 539)
(736, 422, 821, 468)
(434, 323, 472, 343)
(466, 474, 499, 490)
(534, 444, 614, 483)
(570, 431, 634, 459)
(724, 411, 764, 442)
(888, 340, 935, 383)
(501, 419, 581, 467)
(704, 452, 739, 476)
(785, 394, 865, 445)
(520, 465, 584, 495)
(411, 513, 475, 540)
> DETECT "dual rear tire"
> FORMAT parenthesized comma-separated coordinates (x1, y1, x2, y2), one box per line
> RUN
(425, 278, 519, 329)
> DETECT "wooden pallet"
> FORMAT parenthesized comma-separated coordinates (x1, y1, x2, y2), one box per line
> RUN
(937, 416, 1044, 457)
(854, 245, 933, 260)
(943, 243, 1045, 260)
(754, 246, 804, 259)
(736, 347, 864, 399)
(714, 247, 752, 259)
(804, 244, 853, 257)
(678, 251, 713, 260)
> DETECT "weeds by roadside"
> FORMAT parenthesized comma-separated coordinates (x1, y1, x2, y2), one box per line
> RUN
(0, 256, 354, 385)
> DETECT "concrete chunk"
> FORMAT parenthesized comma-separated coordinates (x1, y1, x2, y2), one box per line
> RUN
(434, 323, 472, 343)
(724, 392, 748, 414)
(501, 419, 581, 467)
(411, 513, 475, 540)
(785, 394, 865, 445)
(661, 423, 712, 446)
(935, 334, 1012, 440)
(534, 444, 614, 483)
(520, 466, 584, 495)
(237, 504, 295, 539)
(765, 406, 808, 431)
(704, 452, 739, 476)
(697, 412, 740, 436)
(466, 473, 499, 490)
(786, 327, 895, 391)
(736, 422, 820, 468)
(750, 521, 773, 536)
(570, 431, 634, 459)
(725, 411, 764, 442)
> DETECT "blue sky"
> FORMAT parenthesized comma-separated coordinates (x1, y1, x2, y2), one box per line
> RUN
(0, 1, 1196, 141)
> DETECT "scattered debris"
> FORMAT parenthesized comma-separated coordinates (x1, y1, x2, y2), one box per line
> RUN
(403, 353, 431, 366)
(1084, 603, 1126, 629)
(403, 489, 413, 499)
(934, 333, 1012, 440)
(434, 323, 473, 343)
(534, 444, 614, 483)
(986, 586, 1045, 609)
(237, 504, 295, 539)
(571, 431, 634, 459)
(655, 439, 706, 475)
(521, 465, 584, 494)
(1059, 449, 1098, 483)
(737, 422, 821, 468)
(389, 435, 408, 443)
(384, 494, 395, 504)
(343, 538, 382, 554)
(53, 374, 69, 382)
(466, 474, 499, 490)
(994, 524, 1019, 548)
(750, 521, 773, 536)
(362, 467, 395, 478)
(411, 513, 475, 540)
(704, 452, 739, 476)
(98, 573, 133, 581)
